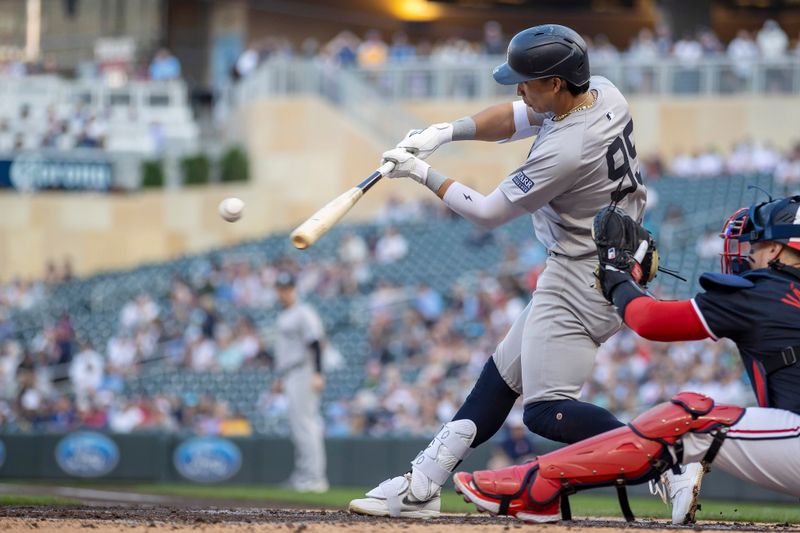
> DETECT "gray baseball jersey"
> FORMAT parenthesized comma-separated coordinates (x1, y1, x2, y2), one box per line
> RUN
(499, 76, 647, 258)
(274, 302, 324, 373)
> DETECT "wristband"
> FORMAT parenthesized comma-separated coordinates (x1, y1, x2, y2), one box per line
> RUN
(451, 117, 476, 141)
(425, 168, 448, 193)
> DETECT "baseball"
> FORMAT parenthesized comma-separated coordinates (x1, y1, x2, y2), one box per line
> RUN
(218, 197, 244, 222)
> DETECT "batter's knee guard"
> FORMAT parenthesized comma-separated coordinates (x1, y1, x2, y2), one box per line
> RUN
(455, 392, 745, 522)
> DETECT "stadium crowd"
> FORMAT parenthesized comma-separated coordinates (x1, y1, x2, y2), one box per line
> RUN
(0, 198, 755, 438)
(234, 19, 800, 73)
(667, 139, 800, 190)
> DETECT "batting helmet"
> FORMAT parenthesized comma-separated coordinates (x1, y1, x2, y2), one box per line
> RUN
(721, 195, 800, 274)
(493, 24, 590, 86)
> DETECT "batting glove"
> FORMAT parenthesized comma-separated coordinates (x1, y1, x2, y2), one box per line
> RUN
(396, 123, 453, 160)
(381, 148, 431, 185)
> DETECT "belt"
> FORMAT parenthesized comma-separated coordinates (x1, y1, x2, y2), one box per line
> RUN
(547, 250, 598, 261)
(761, 345, 800, 375)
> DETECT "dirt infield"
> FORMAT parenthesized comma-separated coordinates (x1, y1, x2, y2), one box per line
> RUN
(1, 506, 799, 533)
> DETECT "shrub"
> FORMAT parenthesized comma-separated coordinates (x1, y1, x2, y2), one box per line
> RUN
(181, 154, 211, 186)
(141, 159, 164, 188)
(219, 146, 249, 183)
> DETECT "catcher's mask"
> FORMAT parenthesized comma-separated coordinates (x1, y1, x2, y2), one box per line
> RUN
(720, 195, 800, 275)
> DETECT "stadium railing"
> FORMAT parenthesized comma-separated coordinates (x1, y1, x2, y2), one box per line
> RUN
(236, 56, 800, 101)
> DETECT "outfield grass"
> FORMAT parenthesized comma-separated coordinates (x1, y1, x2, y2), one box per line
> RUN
(132, 483, 800, 523)
(0, 494, 79, 506)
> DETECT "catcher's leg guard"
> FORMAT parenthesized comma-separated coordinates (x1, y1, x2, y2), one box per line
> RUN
(456, 392, 745, 523)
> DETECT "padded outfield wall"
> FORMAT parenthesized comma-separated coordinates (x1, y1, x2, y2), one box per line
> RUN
(0, 432, 793, 503)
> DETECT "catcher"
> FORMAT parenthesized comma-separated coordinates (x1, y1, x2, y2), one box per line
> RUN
(455, 196, 800, 523)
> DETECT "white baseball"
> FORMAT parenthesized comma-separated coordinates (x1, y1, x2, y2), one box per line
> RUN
(218, 197, 244, 222)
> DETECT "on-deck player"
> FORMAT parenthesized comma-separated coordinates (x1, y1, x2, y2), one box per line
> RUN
(350, 24, 695, 521)
(455, 196, 800, 523)
(273, 272, 329, 493)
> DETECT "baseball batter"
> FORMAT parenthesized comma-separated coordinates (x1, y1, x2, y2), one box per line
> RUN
(350, 24, 697, 521)
(455, 196, 800, 523)
(273, 272, 328, 493)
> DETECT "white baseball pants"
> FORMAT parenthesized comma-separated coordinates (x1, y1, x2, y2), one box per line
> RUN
(683, 406, 800, 497)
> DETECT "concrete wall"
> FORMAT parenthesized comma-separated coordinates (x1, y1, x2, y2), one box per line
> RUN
(2, 94, 800, 280)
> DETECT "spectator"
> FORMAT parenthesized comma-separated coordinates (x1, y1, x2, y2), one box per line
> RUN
(756, 19, 788, 60)
(728, 29, 759, 81)
(69, 341, 104, 399)
(388, 32, 416, 63)
(374, 226, 408, 264)
(338, 231, 369, 264)
(357, 30, 388, 68)
(235, 41, 262, 80)
(482, 21, 506, 55)
(107, 332, 138, 375)
(148, 48, 181, 81)
(487, 413, 537, 470)
(591, 34, 619, 63)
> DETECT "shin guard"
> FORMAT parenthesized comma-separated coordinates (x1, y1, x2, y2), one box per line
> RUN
(461, 392, 745, 522)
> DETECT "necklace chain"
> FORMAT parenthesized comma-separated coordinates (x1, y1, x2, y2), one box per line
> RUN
(552, 91, 596, 122)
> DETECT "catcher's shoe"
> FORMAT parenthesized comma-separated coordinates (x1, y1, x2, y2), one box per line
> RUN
(453, 464, 561, 523)
(662, 463, 705, 524)
(348, 473, 441, 518)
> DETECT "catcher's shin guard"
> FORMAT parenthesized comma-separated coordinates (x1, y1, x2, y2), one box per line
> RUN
(457, 392, 744, 523)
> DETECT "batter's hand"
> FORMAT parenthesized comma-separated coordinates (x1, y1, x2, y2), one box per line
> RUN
(396, 123, 453, 160)
(381, 148, 431, 185)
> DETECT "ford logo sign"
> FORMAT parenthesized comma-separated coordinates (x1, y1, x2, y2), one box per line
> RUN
(55, 432, 119, 477)
(174, 437, 242, 483)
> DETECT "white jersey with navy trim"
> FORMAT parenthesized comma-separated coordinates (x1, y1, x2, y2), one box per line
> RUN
(499, 76, 647, 258)
(274, 301, 324, 373)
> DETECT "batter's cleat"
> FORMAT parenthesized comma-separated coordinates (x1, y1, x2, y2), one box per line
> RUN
(453, 465, 561, 523)
(664, 463, 705, 524)
(349, 419, 476, 519)
(348, 473, 441, 518)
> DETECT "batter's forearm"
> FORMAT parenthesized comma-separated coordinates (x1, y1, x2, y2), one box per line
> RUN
(470, 102, 516, 141)
(438, 182, 526, 229)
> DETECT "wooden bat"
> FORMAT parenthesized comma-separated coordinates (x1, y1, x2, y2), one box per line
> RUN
(290, 161, 396, 250)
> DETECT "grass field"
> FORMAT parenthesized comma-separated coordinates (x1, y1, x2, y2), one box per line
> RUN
(0, 494, 79, 506)
(130, 483, 800, 523)
(4, 481, 798, 524)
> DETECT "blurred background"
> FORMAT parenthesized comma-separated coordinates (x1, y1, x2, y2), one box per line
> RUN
(0, 0, 797, 499)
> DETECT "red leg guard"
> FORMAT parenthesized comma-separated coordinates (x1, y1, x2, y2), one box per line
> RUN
(457, 392, 745, 523)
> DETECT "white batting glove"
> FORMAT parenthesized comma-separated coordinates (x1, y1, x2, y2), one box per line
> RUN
(396, 122, 453, 160)
(381, 148, 431, 185)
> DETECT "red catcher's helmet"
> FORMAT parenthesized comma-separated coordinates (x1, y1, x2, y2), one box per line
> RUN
(720, 195, 800, 274)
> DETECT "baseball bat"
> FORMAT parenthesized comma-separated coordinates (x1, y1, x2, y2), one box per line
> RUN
(290, 161, 396, 250)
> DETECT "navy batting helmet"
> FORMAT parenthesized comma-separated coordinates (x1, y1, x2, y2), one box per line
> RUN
(721, 195, 800, 274)
(493, 24, 590, 86)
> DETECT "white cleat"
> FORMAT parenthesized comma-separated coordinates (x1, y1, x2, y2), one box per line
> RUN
(349, 419, 476, 519)
(348, 473, 441, 518)
(650, 463, 705, 524)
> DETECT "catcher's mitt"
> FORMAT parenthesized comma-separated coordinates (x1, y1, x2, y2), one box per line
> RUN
(592, 206, 658, 301)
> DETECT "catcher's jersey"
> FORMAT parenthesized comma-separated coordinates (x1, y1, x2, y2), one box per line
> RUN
(499, 76, 647, 258)
(693, 266, 800, 415)
(274, 301, 324, 372)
